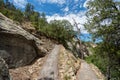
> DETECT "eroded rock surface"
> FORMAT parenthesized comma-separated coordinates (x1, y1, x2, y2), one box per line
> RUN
(0, 57, 10, 80)
(58, 46, 80, 80)
(0, 13, 47, 68)
(9, 57, 45, 80)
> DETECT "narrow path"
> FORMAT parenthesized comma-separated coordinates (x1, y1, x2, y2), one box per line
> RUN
(38, 45, 60, 80)
(76, 60, 99, 80)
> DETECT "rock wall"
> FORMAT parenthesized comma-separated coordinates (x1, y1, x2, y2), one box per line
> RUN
(0, 57, 10, 80)
(0, 13, 47, 68)
(0, 32, 37, 68)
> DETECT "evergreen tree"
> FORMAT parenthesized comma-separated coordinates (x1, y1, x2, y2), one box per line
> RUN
(25, 3, 34, 20)
(0, 0, 4, 7)
(84, 0, 120, 79)
(38, 12, 48, 29)
(5, 0, 10, 8)
(30, 12, 40, 28)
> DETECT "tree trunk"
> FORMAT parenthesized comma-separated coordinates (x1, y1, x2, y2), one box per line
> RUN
(107, 66, 111, 80)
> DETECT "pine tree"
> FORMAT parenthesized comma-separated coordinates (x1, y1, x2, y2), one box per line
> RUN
(25, 3, 34, 20)
(84, 0, 120, 79)
(30, 12, 40, 28)
(0, 0, 4, 7)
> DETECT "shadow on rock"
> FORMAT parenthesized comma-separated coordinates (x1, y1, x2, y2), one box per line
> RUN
(38, 77, 54, 80)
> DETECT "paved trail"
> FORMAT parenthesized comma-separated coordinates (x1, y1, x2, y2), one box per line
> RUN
(38, 45, 60, 80)
(77, 60, 99, 80)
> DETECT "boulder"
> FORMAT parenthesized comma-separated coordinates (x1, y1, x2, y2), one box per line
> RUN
(0, 13, 47, 68)
(0, 57, 10, 80)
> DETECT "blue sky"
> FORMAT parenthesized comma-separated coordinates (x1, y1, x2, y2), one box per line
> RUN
(9, 0, 92, 41)
(9, 0, 87, 16)
(32, 0, 86, 16)
(9, 0, 89, 34)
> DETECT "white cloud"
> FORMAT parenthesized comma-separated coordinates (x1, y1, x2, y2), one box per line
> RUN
(83, 0, 92, 8)
(64, 7, 69, 12)
(46, 11, 88, 33)
(13, 0, 27, 8)
(37, 0, 66, 5)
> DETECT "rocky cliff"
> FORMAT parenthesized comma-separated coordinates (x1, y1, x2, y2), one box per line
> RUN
(0, 57, 10, 80)
(0, 13, 47, 68)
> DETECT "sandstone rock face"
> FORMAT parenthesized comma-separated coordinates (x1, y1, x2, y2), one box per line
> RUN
(0, 13, 47, 68)
(0, 57, 10, 80)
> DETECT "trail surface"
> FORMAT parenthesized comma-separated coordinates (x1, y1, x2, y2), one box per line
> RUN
(38, 45, 60, 80)
(77, 60, 99, 80)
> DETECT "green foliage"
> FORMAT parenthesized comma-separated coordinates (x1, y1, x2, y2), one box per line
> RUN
(30, 12, 39, 28)
(0, 0, 24, 22)
(38, 20, 75, 47)
(85, 46, 108, 74)
(0, 0, 4, 7)
(85, 54, 107, 74)
(85, 0, 120, 79)
(25, 3, 34, 20)
(85, 44, 120, 80)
